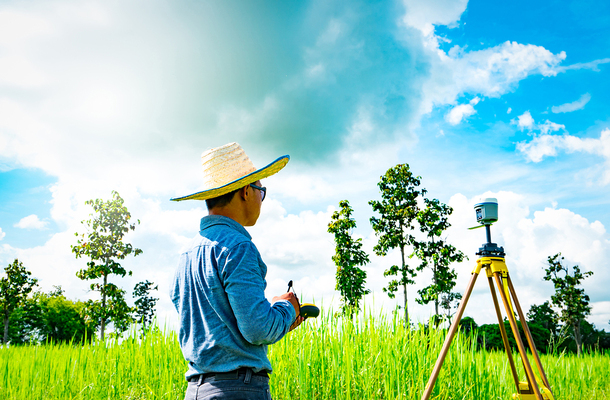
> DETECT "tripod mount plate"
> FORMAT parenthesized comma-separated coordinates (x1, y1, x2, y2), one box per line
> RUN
(476, 242, 505, 257)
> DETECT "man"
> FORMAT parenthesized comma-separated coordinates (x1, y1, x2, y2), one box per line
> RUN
(170, 142, 303, 400)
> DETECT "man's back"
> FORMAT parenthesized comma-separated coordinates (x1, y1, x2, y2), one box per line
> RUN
(171, 215, 295, 379)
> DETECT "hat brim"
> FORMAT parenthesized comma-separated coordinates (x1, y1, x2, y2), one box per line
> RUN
(171, 155, 289, 201)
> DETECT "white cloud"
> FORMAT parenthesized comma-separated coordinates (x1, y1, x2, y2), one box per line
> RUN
(557, 58, 610, 73)
(538, 120, 565, 135)
(0, 228, 5, 241)
(14, 214, 48, 230)
(512, 111, 565, 136)
(0, 55, 47, 87)
(516, 134, 563, 162)
(507, 107, 512, 114)
(445, 97, 480, 125)
(517, 128, 610, 183)
(446, 103, 475, 125)
(0, 8, 54, 48)
(418, 42, 566, 118)
(516, 111, 535, 130)
(399, 1, 567, 121)
(551, 93, 591, 113)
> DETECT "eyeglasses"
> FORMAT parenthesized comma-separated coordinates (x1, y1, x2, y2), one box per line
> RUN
(249, 184, 267, 201)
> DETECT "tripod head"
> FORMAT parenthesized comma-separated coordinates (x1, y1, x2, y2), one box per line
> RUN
(476, 225, 505, 257)
(469, 198, 505, 257)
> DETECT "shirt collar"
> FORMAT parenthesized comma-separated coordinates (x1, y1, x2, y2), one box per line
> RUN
(200, 215, 252, 240)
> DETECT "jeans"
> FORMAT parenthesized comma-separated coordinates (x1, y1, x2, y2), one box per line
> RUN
(184, 370, 272, 400)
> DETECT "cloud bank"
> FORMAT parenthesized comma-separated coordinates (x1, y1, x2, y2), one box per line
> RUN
(0, 0, 608, 332)
(518, 128, 610, 184)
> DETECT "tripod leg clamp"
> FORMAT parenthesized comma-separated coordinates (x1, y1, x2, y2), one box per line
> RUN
(476, 257, 515, 315)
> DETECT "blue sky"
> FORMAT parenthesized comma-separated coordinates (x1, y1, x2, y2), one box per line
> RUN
(0, 0, 609, 330)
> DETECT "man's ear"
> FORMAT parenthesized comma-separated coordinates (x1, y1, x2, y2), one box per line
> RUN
(238, 185, 249, 201)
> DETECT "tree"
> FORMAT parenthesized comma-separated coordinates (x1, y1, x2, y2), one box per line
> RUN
(0, 259, 37, 343)
(328, 200, 370, 316)
(477, 321, 534, 353)
(413, 198, 466, 322)
(527, 302, 558, 337)
(133, 280, 159, 329)
(543, 253, 593, 356)
(459, 316, 478, 335)
(72, 190, 143, 340)
(369, 164, 425, 325)
(9, 287, 96, 344)
(527, 301, 559, 353)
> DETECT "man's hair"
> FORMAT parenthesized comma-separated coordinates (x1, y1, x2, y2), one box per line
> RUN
(205, 187, 240, 210)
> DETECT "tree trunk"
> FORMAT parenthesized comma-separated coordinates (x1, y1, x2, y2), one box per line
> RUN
(433, 263, 439, 318)
(431, 236, 439, 318)
(3, 312, 8, 344)
(101, 273, 107, 341)
(400, 245, 408, 326)
(574, 319, 583, 357)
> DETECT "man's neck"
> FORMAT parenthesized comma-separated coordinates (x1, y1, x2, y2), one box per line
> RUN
(208, 207, 247, 227)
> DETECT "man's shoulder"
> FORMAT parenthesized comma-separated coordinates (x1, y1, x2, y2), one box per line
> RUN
(180, 228, 254, 258)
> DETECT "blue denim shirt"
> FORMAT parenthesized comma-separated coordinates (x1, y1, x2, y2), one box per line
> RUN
(170, 215, 296, 379)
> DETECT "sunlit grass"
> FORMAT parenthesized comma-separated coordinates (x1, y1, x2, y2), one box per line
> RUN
(1, 312, 608, 399)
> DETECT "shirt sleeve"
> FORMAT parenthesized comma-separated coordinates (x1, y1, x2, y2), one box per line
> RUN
(221, 242, 296, 345)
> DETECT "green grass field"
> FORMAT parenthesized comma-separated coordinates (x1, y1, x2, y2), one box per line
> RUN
(1, 311, 608, 399)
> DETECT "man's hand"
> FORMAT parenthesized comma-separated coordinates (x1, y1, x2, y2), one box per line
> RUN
(288, 315, 304, 332)
(272, 292, 303, 332)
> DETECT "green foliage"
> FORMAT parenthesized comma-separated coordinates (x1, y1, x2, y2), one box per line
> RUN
(328, 200, 370, 316)
(413, 198, 466, 321)
(369, 164, 425, 325)
(133, 280, 159, 329)
(71, 190, 143, 340)
(555, 320, 610, 354)
(543, 253, 593, 356)
(458, 316, 478, 335)
(0, 259, 37, 343)
(476, 320, 542, 353)
(527, 301, 559, 335)
(476, 322, 508, 351)
(580, 320, 610, 351)
(527, 301, 559, 352)
(8, 287, 95, 344)
(464, 306, 609, 356)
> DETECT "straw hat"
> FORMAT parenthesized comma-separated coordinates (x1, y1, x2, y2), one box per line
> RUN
(171, 142, 289, 201)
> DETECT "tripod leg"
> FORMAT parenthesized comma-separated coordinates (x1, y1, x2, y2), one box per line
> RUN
(493, 272, 543, 400)
(507, 275, 553, 394)
(421, 272, 479, 400)
(490, 276, 534, 396)
(487, 276, 520, 390)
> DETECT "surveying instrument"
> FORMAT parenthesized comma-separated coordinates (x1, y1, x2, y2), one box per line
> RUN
(421, 198, 554, 400)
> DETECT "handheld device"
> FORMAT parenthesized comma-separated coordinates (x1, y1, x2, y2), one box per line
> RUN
(299, 303, 320, 319)
(287, 280, 320, 320)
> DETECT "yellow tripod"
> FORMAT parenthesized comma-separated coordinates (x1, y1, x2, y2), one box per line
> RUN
(421, 225, 554, 400)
